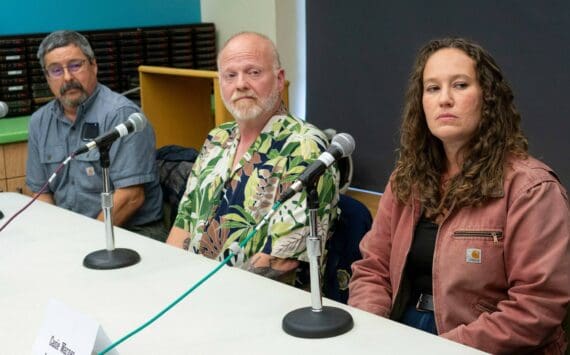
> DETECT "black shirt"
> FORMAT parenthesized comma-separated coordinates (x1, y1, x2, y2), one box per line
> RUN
(406, 217, 438, 295)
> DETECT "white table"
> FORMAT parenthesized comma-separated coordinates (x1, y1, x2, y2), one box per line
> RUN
(0, 192, 486, 354)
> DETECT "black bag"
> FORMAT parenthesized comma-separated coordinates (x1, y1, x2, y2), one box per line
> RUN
(156, 145, 199, 227)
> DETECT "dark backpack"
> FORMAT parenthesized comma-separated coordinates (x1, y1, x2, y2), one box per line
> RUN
(156, 145, 199, 227)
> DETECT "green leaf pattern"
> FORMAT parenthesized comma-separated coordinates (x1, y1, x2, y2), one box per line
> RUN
(174, 115, 339, 265)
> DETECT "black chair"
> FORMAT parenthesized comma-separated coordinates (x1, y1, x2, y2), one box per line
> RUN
(562, 304, 570, 355)
(323, 194, 373, 304)
(156, 145, 199, 229)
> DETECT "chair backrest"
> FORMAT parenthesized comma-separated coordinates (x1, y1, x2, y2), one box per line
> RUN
(323, 194, 373, 304)
(156, 145, 199, 229)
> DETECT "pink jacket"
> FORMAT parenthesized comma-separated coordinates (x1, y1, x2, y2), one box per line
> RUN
(349, 156, 570, 354)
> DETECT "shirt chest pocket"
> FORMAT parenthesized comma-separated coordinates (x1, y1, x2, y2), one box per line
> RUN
(70, 150, 103, 193)
(40, 145, 67, 164)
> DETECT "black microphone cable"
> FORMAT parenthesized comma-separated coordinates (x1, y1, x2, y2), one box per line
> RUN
(98, 133, 355, 353)
(0, 154, 74, 233)
(1, 113, 145, 232)
(2, 132, 349, 352)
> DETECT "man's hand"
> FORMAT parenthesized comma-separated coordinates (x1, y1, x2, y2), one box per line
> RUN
(166, 226, 191, 250)
(244, 253, 299, 281)
(36, 193, 55, 205)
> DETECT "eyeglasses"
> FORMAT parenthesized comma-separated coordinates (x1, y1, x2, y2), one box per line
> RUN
(45, 59, 88, 78)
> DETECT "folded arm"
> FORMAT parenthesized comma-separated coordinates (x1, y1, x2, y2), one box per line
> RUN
(96, 185, 145, 226)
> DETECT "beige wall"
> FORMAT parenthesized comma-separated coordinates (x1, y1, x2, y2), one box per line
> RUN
(200, 0, 306, 118)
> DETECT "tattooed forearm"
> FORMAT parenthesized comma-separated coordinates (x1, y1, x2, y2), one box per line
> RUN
(243, 253, 299, 281)
(247, 265, 289, 280)
(183, 237, 191, 251)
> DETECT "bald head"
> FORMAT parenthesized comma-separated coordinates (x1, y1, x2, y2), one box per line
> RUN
(217, 32, 281, 71)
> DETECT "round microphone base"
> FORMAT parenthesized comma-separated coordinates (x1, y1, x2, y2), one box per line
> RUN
(282, 306, 353, 338)
(83, 248, 140, 270)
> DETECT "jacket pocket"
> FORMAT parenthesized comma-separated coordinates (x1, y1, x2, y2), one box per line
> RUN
(40, 145, 67, 190)
(474, 298, 499, 314)
(453, 230, 503, 245)
(40, 145, 66, 164)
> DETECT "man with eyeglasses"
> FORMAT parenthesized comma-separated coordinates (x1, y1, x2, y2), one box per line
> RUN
(26, 30, 167, 241)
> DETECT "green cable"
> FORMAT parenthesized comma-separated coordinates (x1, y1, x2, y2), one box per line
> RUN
(98, 201, 282, 355)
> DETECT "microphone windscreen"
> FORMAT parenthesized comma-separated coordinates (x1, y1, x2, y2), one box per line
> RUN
(0, 101, 8, 118)
(332, 133, 355, 157)
(128, 112, 147, 132)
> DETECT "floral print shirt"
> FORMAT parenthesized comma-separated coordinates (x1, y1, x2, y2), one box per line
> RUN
(174, 114, 339, 267)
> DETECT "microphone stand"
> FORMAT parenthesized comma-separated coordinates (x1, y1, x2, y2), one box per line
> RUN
(282, 182, 353, 338)
(83, 145, 140, 269)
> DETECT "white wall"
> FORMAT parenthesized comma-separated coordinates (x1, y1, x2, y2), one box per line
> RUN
(276, 0, 306, 119)
(200, 0, 306, 118)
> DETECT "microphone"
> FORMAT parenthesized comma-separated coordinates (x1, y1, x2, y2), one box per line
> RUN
(278, 133, 355, 203)
(74, 112, 147, 156)
(0, 101, 8, 118)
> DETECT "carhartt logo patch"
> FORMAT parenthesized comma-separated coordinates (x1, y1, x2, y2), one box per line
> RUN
(85, 166, 95, 176)
(466, 248, 481, 263)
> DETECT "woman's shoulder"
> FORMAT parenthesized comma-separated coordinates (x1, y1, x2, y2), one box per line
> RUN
(505, 154, 559, 182)
(504, 154, 566, 197)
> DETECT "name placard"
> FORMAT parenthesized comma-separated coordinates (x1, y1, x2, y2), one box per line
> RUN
(32, 299, 118, 355)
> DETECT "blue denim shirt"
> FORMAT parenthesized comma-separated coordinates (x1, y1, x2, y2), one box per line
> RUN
(26, 83, 162, 226)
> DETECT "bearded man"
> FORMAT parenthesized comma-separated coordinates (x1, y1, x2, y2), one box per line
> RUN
(166, 32, 340, 285)
(26, 30, 166, 241)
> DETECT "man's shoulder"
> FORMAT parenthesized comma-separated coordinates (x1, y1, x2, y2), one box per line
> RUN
(270, 114, 328, 140)
(214, 120, 238, 132)
(30, 100, 57, 128)
(286, 115, 329, 149)
(83, 84, 141, 129)
(208, 121, 237, 139)
(93, 84, 139, 113)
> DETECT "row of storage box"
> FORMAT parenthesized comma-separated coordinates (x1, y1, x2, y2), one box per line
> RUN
(0, 23, 216, 118)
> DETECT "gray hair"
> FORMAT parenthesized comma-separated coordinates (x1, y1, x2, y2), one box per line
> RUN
(217, 31, 281, 70)
(37, 30, 95, 69)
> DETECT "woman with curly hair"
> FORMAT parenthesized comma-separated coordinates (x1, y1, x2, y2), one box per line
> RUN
(348, 38, 569, 354)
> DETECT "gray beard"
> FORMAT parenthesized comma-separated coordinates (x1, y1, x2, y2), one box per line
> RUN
(225, 89, 281, 122)
(60, 91, 88, 108)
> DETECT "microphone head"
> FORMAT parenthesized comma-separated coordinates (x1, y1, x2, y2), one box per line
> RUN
(127, 112, 147, 132)
(0, 101, 8, 118)
(331, 133, 355, 157)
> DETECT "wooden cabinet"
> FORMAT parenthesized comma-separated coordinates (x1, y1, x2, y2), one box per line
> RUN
(6, 177, 30, 195)
(139, 66, 289, 149)
(139, 66, 218, 149)
(0, 141, 31, 195)
(0, 145, 5, 181)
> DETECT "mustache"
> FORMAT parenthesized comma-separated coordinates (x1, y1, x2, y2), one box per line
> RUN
(231, 91, 257, 101)
(60, 81, 85, 95)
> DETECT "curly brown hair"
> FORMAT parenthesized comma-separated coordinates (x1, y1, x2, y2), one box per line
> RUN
(393, 38, 528, 219)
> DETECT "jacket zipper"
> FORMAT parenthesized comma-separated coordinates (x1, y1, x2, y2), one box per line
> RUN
(453, 230, 503, 244)
(390, 198, 422, 320)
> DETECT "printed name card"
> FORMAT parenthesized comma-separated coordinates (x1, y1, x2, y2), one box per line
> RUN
(32, 299, 118, 355)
